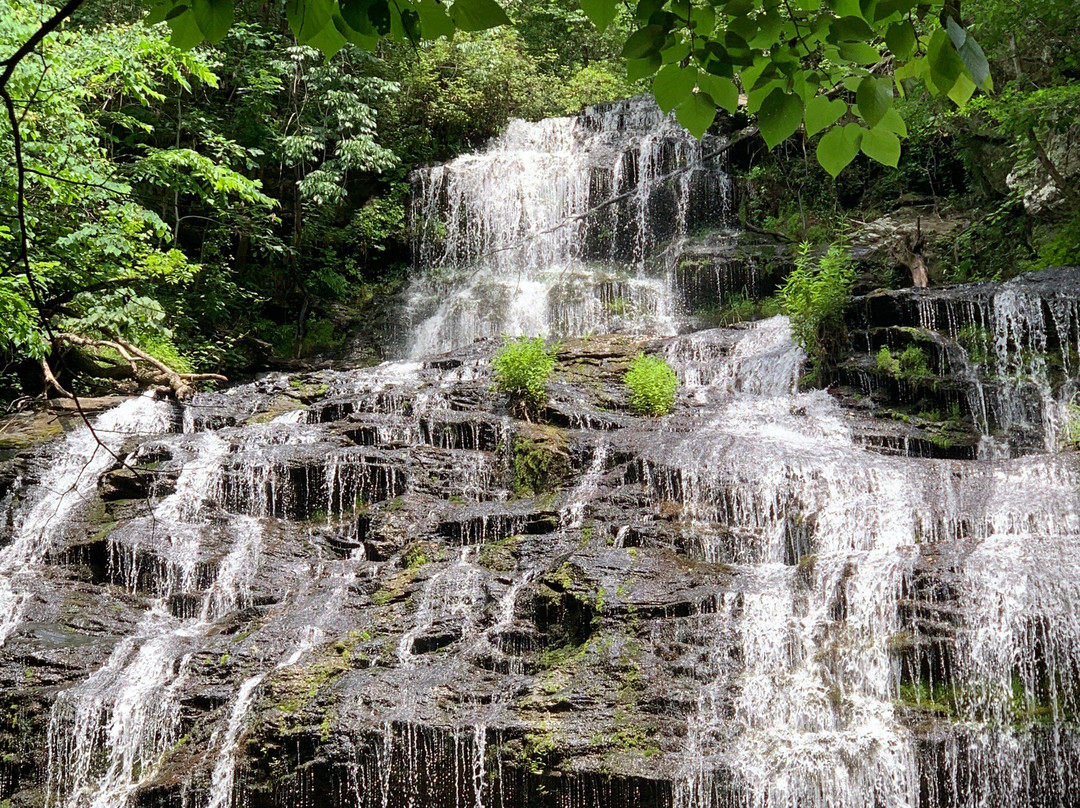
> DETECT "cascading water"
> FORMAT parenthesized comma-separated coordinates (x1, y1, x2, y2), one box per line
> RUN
(3, 97, 1080, 808)
(0, 395, 174, 646)
(404, 96, 733, 357)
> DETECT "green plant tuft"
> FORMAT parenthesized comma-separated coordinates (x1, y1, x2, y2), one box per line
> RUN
(779, 241, 856, 372)
(624, 354, 678, 416)
(876, 345, 901, 374)
(492, 335, 558, 418)
(898, 344, 931, 378)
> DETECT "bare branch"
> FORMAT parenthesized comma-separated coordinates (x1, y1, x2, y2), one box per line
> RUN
(56, 332, 228, 400)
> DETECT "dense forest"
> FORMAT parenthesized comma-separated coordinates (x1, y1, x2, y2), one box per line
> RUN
(0, 0, 1076, 404)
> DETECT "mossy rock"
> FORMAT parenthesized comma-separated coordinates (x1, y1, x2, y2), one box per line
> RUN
(513, 424, 571, 498)
(248, 395, 308, 424)
(0, 410, 63, 455)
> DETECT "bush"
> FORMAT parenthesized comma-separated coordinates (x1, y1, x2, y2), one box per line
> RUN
(624, 354, 678, 416)
(898, 345, 931, 378)
(779, 241, 856, 370)
(492, 335, 558, 417)
(876, 346, 900, 374)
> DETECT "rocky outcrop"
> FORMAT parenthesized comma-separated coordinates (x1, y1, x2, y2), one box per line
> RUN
(837, 266, 1080, 458)
(1, 305, 1079, 808)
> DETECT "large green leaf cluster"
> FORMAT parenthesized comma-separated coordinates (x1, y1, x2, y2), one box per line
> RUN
(148, 0, 996, 177)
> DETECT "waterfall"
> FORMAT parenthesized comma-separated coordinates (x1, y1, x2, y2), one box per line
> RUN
(4, 98, 1080, 808)
(404, 96, 733, 357)
(0, 395, 173, 646)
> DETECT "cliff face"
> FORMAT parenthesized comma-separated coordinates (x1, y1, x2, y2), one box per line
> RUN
(0, 268, 1079, 808)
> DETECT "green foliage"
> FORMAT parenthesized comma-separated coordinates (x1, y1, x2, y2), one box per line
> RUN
(623, 354, 677, 417)
(1064, 397, 1080, 449)
(1032, 211, 1080, 270)
(876, 346, 901, 375)
(898, 344, 931, 378)
(779, 242, 856, 367)
(698, 293, 781, 327)
(0, 2, 276, 377)
(957, 325, 993, 364)
(143, 0, 994, 176)
(378, 24, 633, 164)
(492, 336, 558, 416)
(279, 45, 399, 208)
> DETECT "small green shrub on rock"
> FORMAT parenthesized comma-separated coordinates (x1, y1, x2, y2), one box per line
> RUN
(492, 335, 557, 418)
(898, 344, 930, 379)
(624, 354, 678, 416)
(779, 241, 855, 371)
(876, 346, 901, 374)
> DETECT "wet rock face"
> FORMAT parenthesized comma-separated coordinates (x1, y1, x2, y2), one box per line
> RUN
(838, 266, 1080, 459)
(1, 297, 1080, 808)
(1, 88, 1079, 808)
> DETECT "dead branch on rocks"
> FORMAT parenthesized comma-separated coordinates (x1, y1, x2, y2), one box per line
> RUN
(55, 332, 227, 400)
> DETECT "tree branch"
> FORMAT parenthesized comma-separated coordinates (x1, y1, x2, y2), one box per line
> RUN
(56, 332, 228, 400)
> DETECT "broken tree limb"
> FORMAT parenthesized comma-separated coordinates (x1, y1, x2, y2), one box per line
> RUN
(55, 332, 228, 400)
(41, 358, 73, 398)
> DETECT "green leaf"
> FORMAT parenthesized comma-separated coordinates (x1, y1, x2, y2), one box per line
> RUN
(878, 106, 908, 136)
(622, 25, 668, 59)
(288, 0, 334, 42)
(307, 16, 347, 56)
(804, 96, 847, 137)
(860, 124, 901, 166)
(838, 41, 881, 64)
(746, 79, 782, 114)
(927, 27, 964, 93)
(855, 75, 893, 128)
(947, 71, 976, 106)
(828, 0, 863, 17)
(450, 0, 511, 32)
(167, 8, 204, 49)
(675, 93, 717, 138)
(894, 56, 928, 83)
(339, 0, 375, 34)
(885, 19, 917, 59)
(729, 15, 758, 42)
(816, 124, 861, 177)
(144, 1, 176, 25)
(635, 0, 664, 23)
(758, 88, 804, 149)
(192, 0, 232, 43)
(946, 17, 990, 88)
(874, 0, 918, 20)
(652, 64, 696, 113)
(697, 73, 739, 114)
(722, 0, 754, 15)
(689, 5, 715, 36)
(828, 15, 875, 43)
(580, 0, 618, 31)
(627, 54, 661, 82)
(333, 13, 378, 47)
(749, 10, 783, 48)
(415, 0, 455, 38)
(660, 40, 690, 64)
